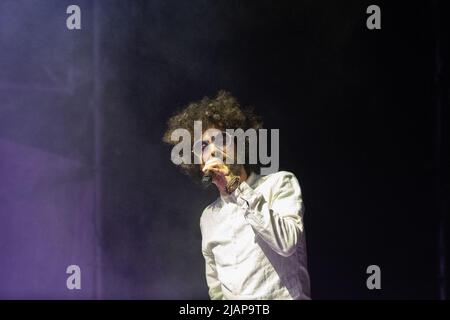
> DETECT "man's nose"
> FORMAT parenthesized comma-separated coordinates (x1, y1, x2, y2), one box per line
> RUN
(203, 144, 217, 162)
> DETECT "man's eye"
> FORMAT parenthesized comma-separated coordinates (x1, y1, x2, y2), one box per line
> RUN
(211, 132, 228, 145)
(201, 142, 209, 151)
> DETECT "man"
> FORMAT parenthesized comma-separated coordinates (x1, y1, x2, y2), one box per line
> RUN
(163, 91, 310, 300)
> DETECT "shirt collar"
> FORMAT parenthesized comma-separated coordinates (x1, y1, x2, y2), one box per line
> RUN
(245, 171, 259, 188)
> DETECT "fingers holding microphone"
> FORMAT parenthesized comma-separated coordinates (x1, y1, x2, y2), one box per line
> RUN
(202, 157, 230, 176)
(202, 157, 241, 194)
(202, 158, 230, 192)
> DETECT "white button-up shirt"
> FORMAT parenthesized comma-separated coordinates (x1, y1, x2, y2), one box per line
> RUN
(200, 171, 310, 300)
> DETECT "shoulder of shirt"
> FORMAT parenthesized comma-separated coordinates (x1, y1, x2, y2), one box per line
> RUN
(200, 171, 299, 226)
(258, 170, 298, 186)
(258, 171, 303, 202)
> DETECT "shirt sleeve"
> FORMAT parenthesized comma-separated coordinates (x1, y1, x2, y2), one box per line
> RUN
(236, 172, 304, 257)
(202, 249, 224, 300)
(200, 215, 223, 300)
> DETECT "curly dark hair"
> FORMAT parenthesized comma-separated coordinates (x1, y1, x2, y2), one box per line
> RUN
(163, 90, 263, 179)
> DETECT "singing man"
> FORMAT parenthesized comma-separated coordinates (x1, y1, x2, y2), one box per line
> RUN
(163, 91, 310, 300)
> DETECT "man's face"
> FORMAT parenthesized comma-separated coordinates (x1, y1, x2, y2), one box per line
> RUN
(194, 128, 241, 176)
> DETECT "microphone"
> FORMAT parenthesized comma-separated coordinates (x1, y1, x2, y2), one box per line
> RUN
(201, 171, 213, 187)
(201, 155, 240, 193)
(201, 156, 222, 187)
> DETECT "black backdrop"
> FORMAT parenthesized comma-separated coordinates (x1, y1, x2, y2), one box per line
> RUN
(94, 0, 449, 299)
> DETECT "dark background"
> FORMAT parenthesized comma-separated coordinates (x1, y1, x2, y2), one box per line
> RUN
(0, 0, 448, 299)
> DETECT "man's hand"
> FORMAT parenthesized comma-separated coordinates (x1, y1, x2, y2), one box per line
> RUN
(202, 158, 231, 193)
